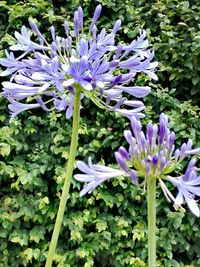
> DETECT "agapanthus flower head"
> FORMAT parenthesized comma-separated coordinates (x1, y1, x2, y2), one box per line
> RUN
(75, 113, 200, 217)
(0, 5, 157, 121)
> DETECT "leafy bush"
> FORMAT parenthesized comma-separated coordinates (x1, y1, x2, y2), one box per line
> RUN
(0, 0, 200, 266)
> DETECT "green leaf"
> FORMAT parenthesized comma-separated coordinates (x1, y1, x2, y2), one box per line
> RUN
(0, 143, 11, 156)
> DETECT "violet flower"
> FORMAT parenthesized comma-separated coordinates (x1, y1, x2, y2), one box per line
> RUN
(75, 113, 200, 217)
(0, 5, 157, 121)
(75, 158, 126, 197)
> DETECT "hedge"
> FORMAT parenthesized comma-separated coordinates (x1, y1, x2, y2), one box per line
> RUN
(0, 0, 200, 266)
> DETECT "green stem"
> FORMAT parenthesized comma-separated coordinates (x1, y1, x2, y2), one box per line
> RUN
(45, 88, 81, 267)
(147, 176, 157, 267)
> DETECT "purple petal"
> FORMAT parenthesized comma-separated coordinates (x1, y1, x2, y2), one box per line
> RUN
(185, 148, 200, 155)
(123, 100, 144, 108)
(152, 153, 158, 168)
(118, 146, 129, 160)
(74, 174, 95, 182)
(29, 20, 45, 41)
(65, 104, 73, 119)
(124, 130, 134, 145)
(115, 152, 129, 173)
(90, 4, 102, 29)
(74, 11, 79, 37)
(169, 132, 175, 149)
(115, 85, 151, 98)
(112, 19, 121, 34)
(78, 6, 84, 29)
(36, 96, 50, 111)
(131, 116, 142, 137)
(76, 160, 95, 174)
(130, 170, 138, 184)
(158, 118, 167, 145)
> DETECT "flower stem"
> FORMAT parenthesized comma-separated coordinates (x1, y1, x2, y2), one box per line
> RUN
(147, 176, 157, 267)
(45, 88, 81, 267)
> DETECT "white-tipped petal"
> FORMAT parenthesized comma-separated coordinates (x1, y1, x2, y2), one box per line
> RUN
(186, 198, 200, 217)
(62, 78, 75, 87)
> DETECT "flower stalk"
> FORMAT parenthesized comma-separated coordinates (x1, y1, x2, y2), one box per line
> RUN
(147, 176, 157, 267)
(45, 86, 81, 267)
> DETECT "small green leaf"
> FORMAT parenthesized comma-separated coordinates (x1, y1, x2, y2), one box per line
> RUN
(0, 143, 11, 157)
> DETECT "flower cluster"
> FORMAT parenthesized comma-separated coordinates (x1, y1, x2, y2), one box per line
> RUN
(0, 5, 157, 121)
(75, 113, 200, 217)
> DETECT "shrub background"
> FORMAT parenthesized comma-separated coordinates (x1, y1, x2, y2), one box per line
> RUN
(0, 0, 200, 266)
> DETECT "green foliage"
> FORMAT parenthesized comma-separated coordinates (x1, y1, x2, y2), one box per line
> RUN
(0, 0, 200, 266)
(145, 84, 200, 146)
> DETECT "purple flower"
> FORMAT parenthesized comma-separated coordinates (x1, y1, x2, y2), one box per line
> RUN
(90, 4, 102, 30)
(9, 25, 49, 52)
(163, 161, 200, 217)
(0, 5, 157, 121)
(0, 51, 26, 77)
(7, 98, 41, 122)
(75, 113, 200, 216)
(74, 157, 126, 196)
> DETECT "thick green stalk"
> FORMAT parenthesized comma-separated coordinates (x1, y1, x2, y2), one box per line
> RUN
(147, 176, 157, 267)
(45, 88, 81, 267)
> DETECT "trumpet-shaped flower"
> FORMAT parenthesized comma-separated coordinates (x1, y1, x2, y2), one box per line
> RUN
(75, 113, 200, 217)
(75, 158, 126, 197)
(0, 5, 157, 121)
